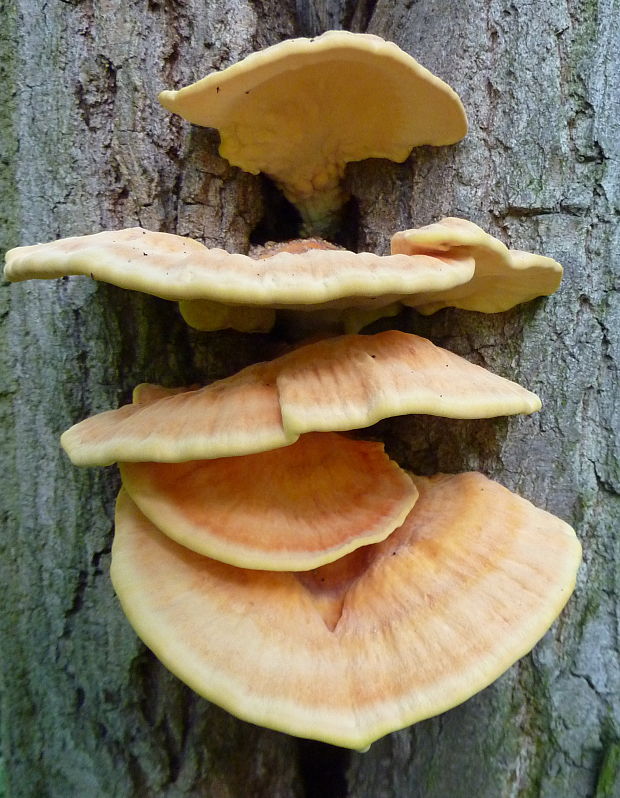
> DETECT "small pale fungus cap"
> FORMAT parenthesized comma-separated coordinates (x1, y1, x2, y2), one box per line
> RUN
(4, 227, 475, 333)
(158, 31, 467, 235)
(120, 432, 418, 571)
(61, 331, 541, 466)
(391, 217, 563, 313)
(112, 472, 581, 749)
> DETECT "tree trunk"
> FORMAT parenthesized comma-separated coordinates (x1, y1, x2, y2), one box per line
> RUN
(1, 0, 618, 796)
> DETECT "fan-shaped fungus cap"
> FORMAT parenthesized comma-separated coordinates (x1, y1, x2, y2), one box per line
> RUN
(120, 432, 418, 571)
(4, 227, 475, 333)
(60, 331, 541, 466)
(112, 473, 580, 749)
(391, 217, 563, 313)
(158, 31, 467, 235)
(63, 360, 290, 465)
(273, 330, 541, 435)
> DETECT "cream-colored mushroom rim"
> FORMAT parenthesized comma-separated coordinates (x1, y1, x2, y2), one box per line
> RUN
(391, 217, 563, 313)
(119, 432, 419, 571)
(4, 227, 475, 308)
(159, 31, 466, 142)
(111, 473, 580, 749)
(61, 331, 541, 466)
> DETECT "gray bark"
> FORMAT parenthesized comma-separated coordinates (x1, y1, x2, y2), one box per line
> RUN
(1, 0, 618, 797)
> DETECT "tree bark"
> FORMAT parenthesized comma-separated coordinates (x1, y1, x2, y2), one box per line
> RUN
(1, 0, 618, 796)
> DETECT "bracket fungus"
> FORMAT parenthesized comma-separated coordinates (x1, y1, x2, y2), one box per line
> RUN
(112, 473, 580, 750)
(6, 25, 580, 756)
(60, 330, 541, 467)
(4, 227, 475, 334)
(4, 219, 563, 334)
(391, 217, 563, 314)
(158, 31, 467, 236)
(120, 432, 418, 571)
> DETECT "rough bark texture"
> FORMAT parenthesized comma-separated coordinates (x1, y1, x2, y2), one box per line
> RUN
(1, 0, 618, 796)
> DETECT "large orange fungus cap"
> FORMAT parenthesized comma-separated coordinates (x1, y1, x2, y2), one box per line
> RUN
(112, 473, 580, 749)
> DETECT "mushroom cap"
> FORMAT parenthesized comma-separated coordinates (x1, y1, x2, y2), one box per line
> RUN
(112, 473, 580, 749)
(63, 361, 291, 465)
(120, 432, 418, 571)
(391, 217, 563, 313)
(61, 331, 541, 466)
(273, 331, 541, 435)
(158, 31, 467, 213)
(3, 227, 475, 315)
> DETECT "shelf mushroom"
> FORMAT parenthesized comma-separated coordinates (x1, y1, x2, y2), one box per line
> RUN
(120, 432, 419, 571)
(3, 227, 477, 334)
(391, 217, 563, 313)
(59, 330, 542, 466)
(4, 219, 564, 334)
(158, 31, 467, 236)
(112, 472, 580, 750)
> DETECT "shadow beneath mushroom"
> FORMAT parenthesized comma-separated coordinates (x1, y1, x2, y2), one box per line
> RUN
(362, 414, 510, 476)
(297, 738, 351, 798)
(249, 174, 303, 245)
(249, 173, 360, 251)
